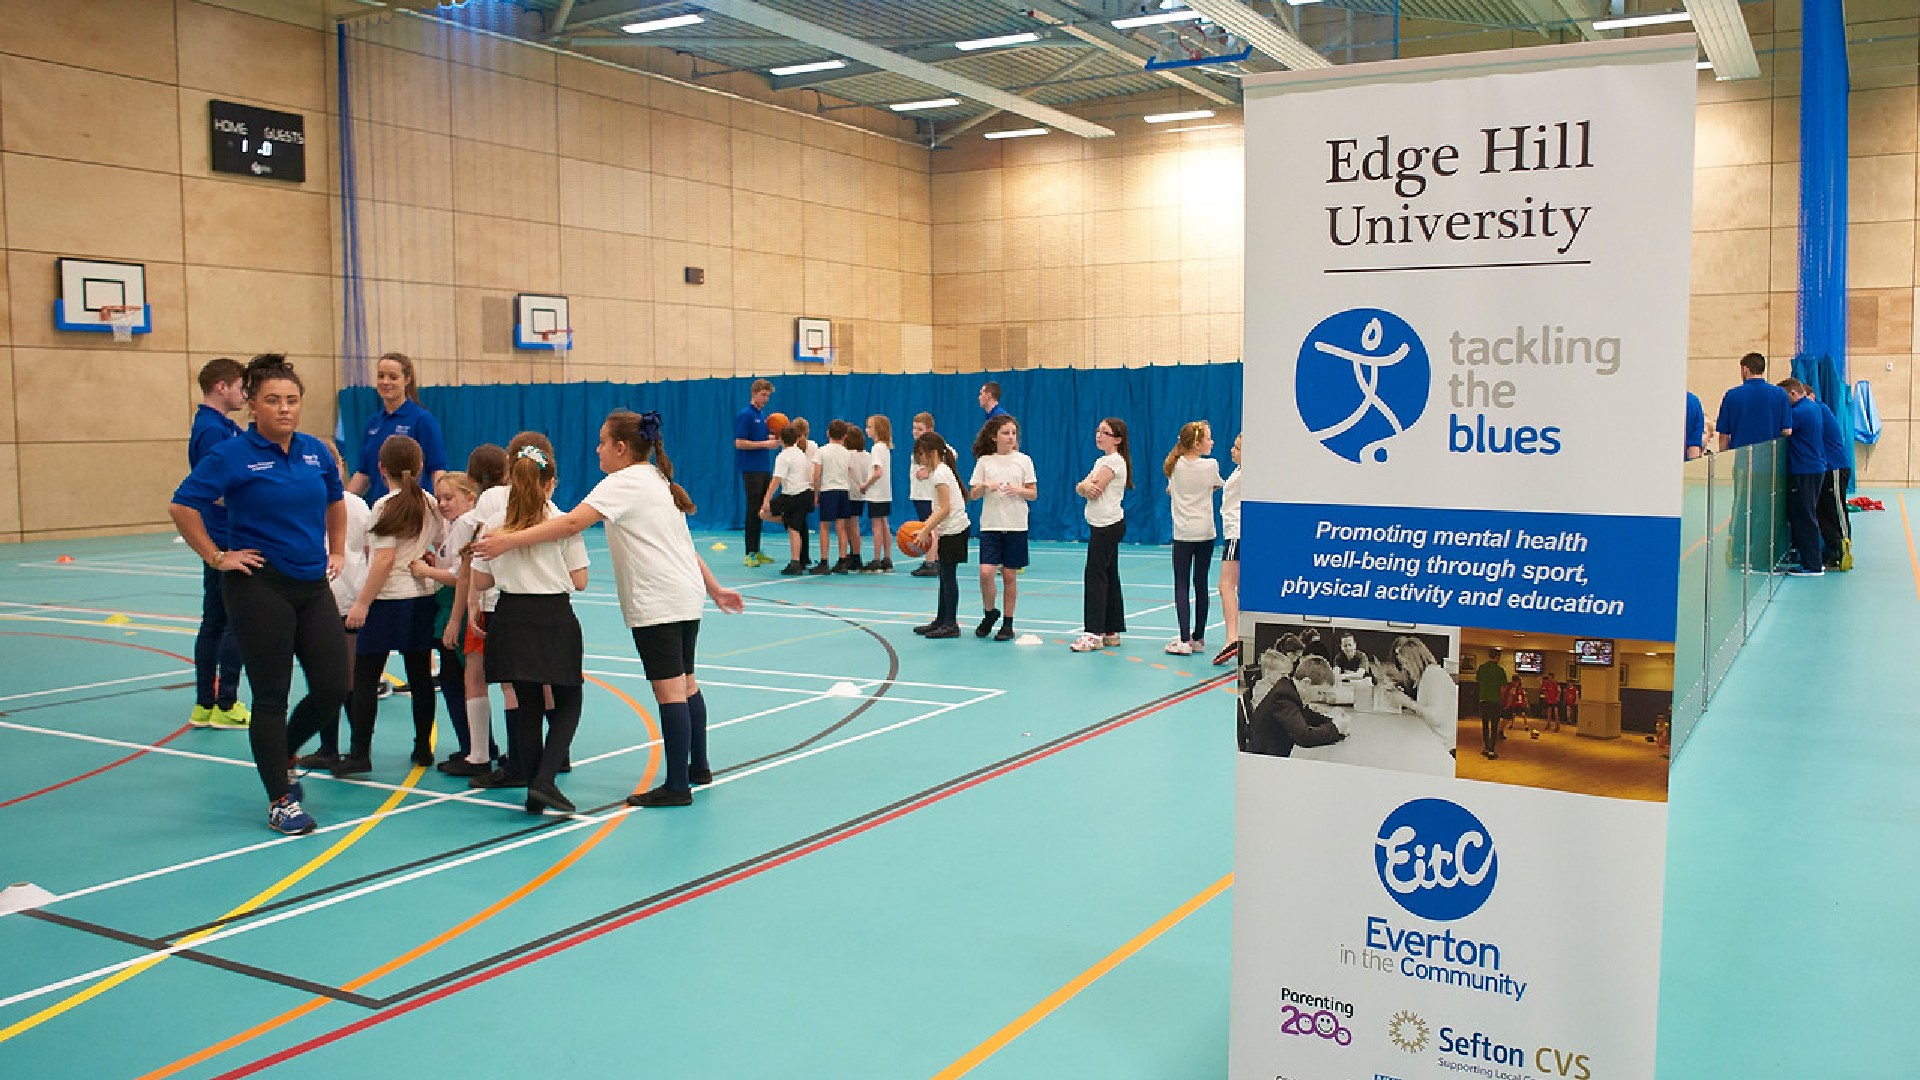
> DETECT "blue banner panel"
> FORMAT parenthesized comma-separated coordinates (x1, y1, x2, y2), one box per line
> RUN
(1241, 501, 1680, 640)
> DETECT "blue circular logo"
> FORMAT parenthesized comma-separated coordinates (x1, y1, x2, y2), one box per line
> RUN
(1374, 798, 1497, 921)
(1296, 308, 1430, 464)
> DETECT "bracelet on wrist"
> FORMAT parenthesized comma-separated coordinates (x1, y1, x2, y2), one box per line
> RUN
(207, 549, 225, 568)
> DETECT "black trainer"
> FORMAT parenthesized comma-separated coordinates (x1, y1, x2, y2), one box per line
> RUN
(994, 620, 1016, 642)
(296, 750, 339, 770)
(911, 562, 938, 577)
(781, 560, 805, 575)
(468, 769, 527, 789)
(330, 754, 372, 777)
(925, 623, 959, 639)
(626, 786, 693, 808)
(807, 560, 831, 575)
(525, 783, 576, 815)
(913, 621, 938, 635)
(975, 609, 1000, 638)
(690, 767, 714, 786)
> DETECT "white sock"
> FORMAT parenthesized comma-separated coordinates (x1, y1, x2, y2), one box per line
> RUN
(465, 698, 492, 763)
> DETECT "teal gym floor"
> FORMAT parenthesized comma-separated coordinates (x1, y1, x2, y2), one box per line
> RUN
(0, 501, 1913, 1079)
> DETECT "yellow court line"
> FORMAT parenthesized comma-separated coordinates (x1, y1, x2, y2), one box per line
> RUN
(0, 741, 438, 1045)
(931, 873, 1234, 1080)
(137, 675, 661, 1079)
(1900, 494, 1919, 604)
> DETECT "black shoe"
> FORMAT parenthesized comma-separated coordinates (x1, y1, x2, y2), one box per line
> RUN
(913, 621, 938, 635)
(975, 609, 1000, 638)
(807, 561, 831, 575)
(831, 558, 853, 574)
(925, 623, 959, 639)
(994, 620, 1016, 642)
(440, 757, 492, 777)
(878, 559, 894, 573)
(781, 560, 805, 575)
(847, 555, 863, 571)
(393, 683, 412, 695)
(911, 563, 938, 577)
(330, 754, 372, 777)
(525, 783, 576, 815)
(439, 752, 467, 769)
(468, 768, 527, 789)
(296, 751, 339, 770)
(410, 745, 434, 768)
(690, 767, 714, 786)
(625, 786, 693, 808)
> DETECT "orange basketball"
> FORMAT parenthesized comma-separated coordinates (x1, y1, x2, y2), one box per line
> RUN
(896, 520, 932, 557)
(766, 412, 789, 437)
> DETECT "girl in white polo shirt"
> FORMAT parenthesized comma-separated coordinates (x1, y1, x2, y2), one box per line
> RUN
(1164, 420, 1224, 656)
(475, 410, 744, 809)
(842, 425, 869, 572)
(469, 434, 589, 815)
(968, 415, 1037, 641)
(907, 412, 938, 577)
(858, 414, 895, 573)
(1213, 433, 1244, 667)
(910, 432, 971, 639)
(341, 435, 444, 776)
(1070, 417, 1132, 653)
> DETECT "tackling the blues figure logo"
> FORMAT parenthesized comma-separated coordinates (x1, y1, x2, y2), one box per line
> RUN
(1297, 308, 1430, 464)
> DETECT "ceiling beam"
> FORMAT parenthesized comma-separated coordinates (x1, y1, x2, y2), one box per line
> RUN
(1178, 0, 1331, 70)
(1685, 0, 1761, 80)
(932, 50, 1109, 147)
(770, 38, 1094, 93)
(1007, 0, 1240, 106)
(697, 0, 1115, 137)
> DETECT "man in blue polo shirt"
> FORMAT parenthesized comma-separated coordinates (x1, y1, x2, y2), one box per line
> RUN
(733, 379, 778, 567)
(1812, 389, 1851, 568)
(1715, 352, 1792, 450)
(188, 358, 251, 731)
(1684, 390, 1705, 460)
(1778, 379, 1827, 577)
(979, 381, 1009, 423)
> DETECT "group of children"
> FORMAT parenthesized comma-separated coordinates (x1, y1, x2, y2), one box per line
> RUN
(760, 414, 899, 577)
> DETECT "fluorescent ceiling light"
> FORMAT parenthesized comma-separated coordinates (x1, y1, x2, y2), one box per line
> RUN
(955, 32, 1040, 51)
(1590, 11, 1691, 30)
(1696, 60, 1714, 69)
(769, 59, 846, 75)
(1144, 109, 1214, 123)
(889, 97, 962, 112)
(1112, 10, 1203, 29)
(984, 127, 1049, 139)
(1159, 123, 1231, 133)
(1285, 0, 1324, 5)
(621, 13, 703, 33)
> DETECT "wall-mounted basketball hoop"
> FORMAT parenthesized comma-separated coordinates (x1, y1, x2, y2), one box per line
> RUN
(795, 316, 833, 365)
(54, 258, 152, 340)
(514, 293, 571, 352)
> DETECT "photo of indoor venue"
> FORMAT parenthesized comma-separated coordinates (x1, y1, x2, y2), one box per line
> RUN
(1454, 629, 1674, 802)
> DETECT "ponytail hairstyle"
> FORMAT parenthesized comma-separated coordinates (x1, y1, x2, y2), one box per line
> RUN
(1102, 416, 1134, 489)
(500, 431, 557, 534)
(466, 443, 507, 493)
(370, 435, 432, 539)
(913, 431, 957, 477)
(843, 426, 866, 453)
(604, 409, 696, 515)
(242, 353, 303, 398)
(973, 414, 1016, 459)
(1164, 420, 1211, 478)
(867, 414, 892, 447)
(378, 351, 421, 403)
(791, 417, 810, 444)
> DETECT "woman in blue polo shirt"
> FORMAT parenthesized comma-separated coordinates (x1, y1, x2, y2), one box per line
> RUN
(172, 355, 350, 837)
(348, 352, 448, 502)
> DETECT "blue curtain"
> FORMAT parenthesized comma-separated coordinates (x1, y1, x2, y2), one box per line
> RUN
(340, 364, 1243, 545)
(1796, 0, 1851, 480)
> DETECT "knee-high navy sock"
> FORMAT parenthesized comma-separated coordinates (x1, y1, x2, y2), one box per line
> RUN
(659, 701, 692, 791)
(687, 691, 709, 774)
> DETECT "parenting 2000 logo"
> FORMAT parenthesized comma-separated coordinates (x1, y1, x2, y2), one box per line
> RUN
(1296, 307, 1430, 464)
(1374, 798, 1497, 920)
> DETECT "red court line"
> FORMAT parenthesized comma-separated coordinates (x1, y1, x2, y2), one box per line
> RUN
(0, 633, 198, 809)
(213, 676, 1232, 1078)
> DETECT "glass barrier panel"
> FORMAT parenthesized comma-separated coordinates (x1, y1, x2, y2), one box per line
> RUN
(1670, 451, 1713, 756)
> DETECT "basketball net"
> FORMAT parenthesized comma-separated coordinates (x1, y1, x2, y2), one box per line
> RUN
(538, 327, 572, 376)
(99, 305, 141, 343)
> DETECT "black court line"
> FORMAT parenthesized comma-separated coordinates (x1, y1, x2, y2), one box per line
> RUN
(0, 681, 195, 719)
(1325, 259, 1592, 274)
(155, 600, 901, 943)
(21, 909, 381, 1008)
(373, 673, 1232, 1007)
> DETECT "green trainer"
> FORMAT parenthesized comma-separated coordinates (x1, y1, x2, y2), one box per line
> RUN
(189, 704, 216, 728)
(209, 702, 253, 730)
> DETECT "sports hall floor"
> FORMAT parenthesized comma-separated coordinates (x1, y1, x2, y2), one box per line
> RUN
(0, 502, 1913, 1079)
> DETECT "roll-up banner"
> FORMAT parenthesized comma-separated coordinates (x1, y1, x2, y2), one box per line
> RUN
(1231, 38, 1696, 1080)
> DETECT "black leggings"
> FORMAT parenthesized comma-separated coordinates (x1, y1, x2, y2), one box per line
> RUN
(510, 681, 581, 789)
(221, 567, 349, 800)
(1171, 539, 1215, 642)
(742, 471, 771, 554)
(436, 644, 469, 757)
(1084, 519, 1126, 634)
(350, 648, 435, 758)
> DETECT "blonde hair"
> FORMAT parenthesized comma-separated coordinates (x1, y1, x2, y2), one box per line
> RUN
(867, 414, 892, 447)
(1164, 421, 1211, 478)
(436, 471, 478, 502)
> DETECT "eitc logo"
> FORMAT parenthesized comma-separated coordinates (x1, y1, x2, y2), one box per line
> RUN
(1296, 307, 1430, 464)
(1374, 798, 1497, 920)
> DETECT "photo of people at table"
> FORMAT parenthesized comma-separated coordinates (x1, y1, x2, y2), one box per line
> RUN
(1236, 618, 1458, 777)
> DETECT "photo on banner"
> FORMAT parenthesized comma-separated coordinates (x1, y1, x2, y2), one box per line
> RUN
(1228, 35, 1698, 1080)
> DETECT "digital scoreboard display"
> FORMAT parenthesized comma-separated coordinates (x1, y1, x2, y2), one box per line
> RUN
(209, 100, 305, 182)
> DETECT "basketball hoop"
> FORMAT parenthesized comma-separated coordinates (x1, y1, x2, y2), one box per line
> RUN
(98, 305, 143, 343)
(535, 327, 572, 355)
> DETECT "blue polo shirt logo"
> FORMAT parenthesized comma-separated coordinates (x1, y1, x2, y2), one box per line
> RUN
(1297, 308, 1430, 465)
(247, 461, 275, 472)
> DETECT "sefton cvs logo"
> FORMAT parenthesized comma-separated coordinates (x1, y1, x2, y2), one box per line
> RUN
(1296, 307, 1430, 464)
(1374, 798, 1496, 920)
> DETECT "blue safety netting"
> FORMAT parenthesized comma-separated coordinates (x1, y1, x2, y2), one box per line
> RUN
(1795, 0, 1851, 479)
(341, 364, 1244, 545)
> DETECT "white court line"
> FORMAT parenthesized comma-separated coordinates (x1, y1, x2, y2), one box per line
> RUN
(587, 653, 1001, 695)
(0, 612, 196, 636)
(569, 680, 861, 767)
(1126, 602, 1175, 619)
(583, 671, 958, 709)
(0, 601, 200, 624)
(0, 687, 1009, 1009)
(0, 719, 531, 816)
(14, 562, 200, 581)
(0, 669, 193, 705)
